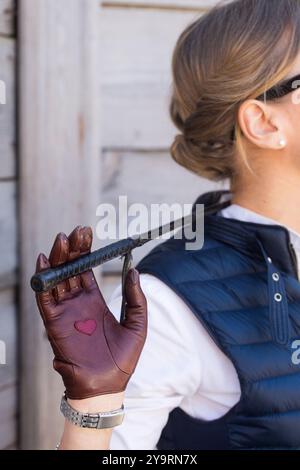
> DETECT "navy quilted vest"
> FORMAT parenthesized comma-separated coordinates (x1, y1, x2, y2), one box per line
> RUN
(136, 191, 300, 450)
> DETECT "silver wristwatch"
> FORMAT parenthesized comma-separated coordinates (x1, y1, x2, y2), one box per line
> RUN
(60, 393, 125, 429)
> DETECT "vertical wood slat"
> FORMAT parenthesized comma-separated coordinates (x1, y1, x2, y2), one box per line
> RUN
(0, 0, 15, 36)
(0, 385, 17, 449)
(0, 183, 17, 289)
(0, 288, 17, 387)
(0, 0, 16, 450)
(19, 0, 102, 449)
(0, 37, 16, 179)
(0, 288, 17, 450)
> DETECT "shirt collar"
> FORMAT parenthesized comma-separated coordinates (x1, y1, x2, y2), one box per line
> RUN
(220, 204, 300, 259)
(193, 191, 299, 279)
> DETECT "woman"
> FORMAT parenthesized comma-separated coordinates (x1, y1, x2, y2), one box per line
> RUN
(35, 0, 300, 450)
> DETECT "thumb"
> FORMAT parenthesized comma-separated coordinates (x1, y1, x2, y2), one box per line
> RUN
(122, 268, 147, 337)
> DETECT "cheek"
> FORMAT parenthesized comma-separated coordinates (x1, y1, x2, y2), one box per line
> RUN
(282, 101, 300, 167)
(285, 97, 300, 142)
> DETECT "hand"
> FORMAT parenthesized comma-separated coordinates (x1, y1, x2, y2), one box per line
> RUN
(34, 226, 147, 400)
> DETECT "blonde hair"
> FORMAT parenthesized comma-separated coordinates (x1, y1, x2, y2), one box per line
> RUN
(170, 0, 300, 181)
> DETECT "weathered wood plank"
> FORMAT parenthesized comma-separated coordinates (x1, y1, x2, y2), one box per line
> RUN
(0, 37, 16, 178)
(100, 7, 200, 149)
(0, 288, 17, 388)
(102, 150, 209, 205)
(0, 0, 15, 37)
(19, 0, 102, 450)
(0, 384, 17, 449)
(102, 0, 218, 9)
(100, 150, 224, 271)
(0, 289, 17, 449)
(0, 183, 17, 289)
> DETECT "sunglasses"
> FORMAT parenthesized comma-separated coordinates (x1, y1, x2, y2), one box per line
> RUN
(230, 74, 300, 141)
(256, 73, 300, 101)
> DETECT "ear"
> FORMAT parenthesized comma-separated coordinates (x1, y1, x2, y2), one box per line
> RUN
(238, 99, 285, 150)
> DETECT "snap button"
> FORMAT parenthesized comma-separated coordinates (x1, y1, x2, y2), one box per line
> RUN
(267, 257, 272, 264)
(272, 273, 280, 282)
(274, 293, 282, 302)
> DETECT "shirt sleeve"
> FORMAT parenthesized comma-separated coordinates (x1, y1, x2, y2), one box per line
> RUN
(108, 273, 204, 450)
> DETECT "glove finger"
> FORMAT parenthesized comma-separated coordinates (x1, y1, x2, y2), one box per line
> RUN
(49, 232, 70, 302)
(68, 226, 83, 293)
(35, 253, 57, 320)
(80, 226, 98, 293)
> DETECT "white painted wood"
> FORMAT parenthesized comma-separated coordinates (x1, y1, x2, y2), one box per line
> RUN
(100, 150, 224, 271)
(0, 289, 17, 388)
(0, 0, 15, 36)
(0, 183, 16, 289)
(0, 384, 17, 449)
(102, 151, 211, 206)
(0, 1, 16, 450)
(0, 37, 16, 178)
(0, 288, 17, 449)
(100, 7, 200, 149)
(19, 0, 101, 449)
(102, 0, 219, 9)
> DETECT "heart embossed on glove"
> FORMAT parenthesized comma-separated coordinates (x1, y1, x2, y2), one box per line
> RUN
(74, 319, 97, 336)
(35, 226, 147, 399)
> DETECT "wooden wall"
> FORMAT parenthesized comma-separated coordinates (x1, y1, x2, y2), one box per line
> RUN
(19, 0, 101, 450)
(0, 0, 227, 450)
(0, 0, 17, 450)
(99, 0, 225, 299)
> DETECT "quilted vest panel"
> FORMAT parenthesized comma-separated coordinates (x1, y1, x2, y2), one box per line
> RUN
(136, 209, 300, 450)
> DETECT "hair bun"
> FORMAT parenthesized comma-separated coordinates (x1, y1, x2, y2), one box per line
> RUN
(171, 133, 234, 181)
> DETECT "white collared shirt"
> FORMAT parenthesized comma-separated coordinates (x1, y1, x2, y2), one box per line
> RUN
(109, 205, 300, 450)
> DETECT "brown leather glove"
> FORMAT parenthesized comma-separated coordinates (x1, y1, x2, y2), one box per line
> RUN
(35, 226, 147, 400)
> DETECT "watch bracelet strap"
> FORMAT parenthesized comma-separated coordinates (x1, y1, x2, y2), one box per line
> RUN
(60, 393, 125, 429)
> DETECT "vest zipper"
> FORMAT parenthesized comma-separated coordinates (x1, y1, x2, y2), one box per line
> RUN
(289, 243, 299, 280)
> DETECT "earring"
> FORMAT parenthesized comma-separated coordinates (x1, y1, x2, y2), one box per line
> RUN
(279, 138, 286, 148)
